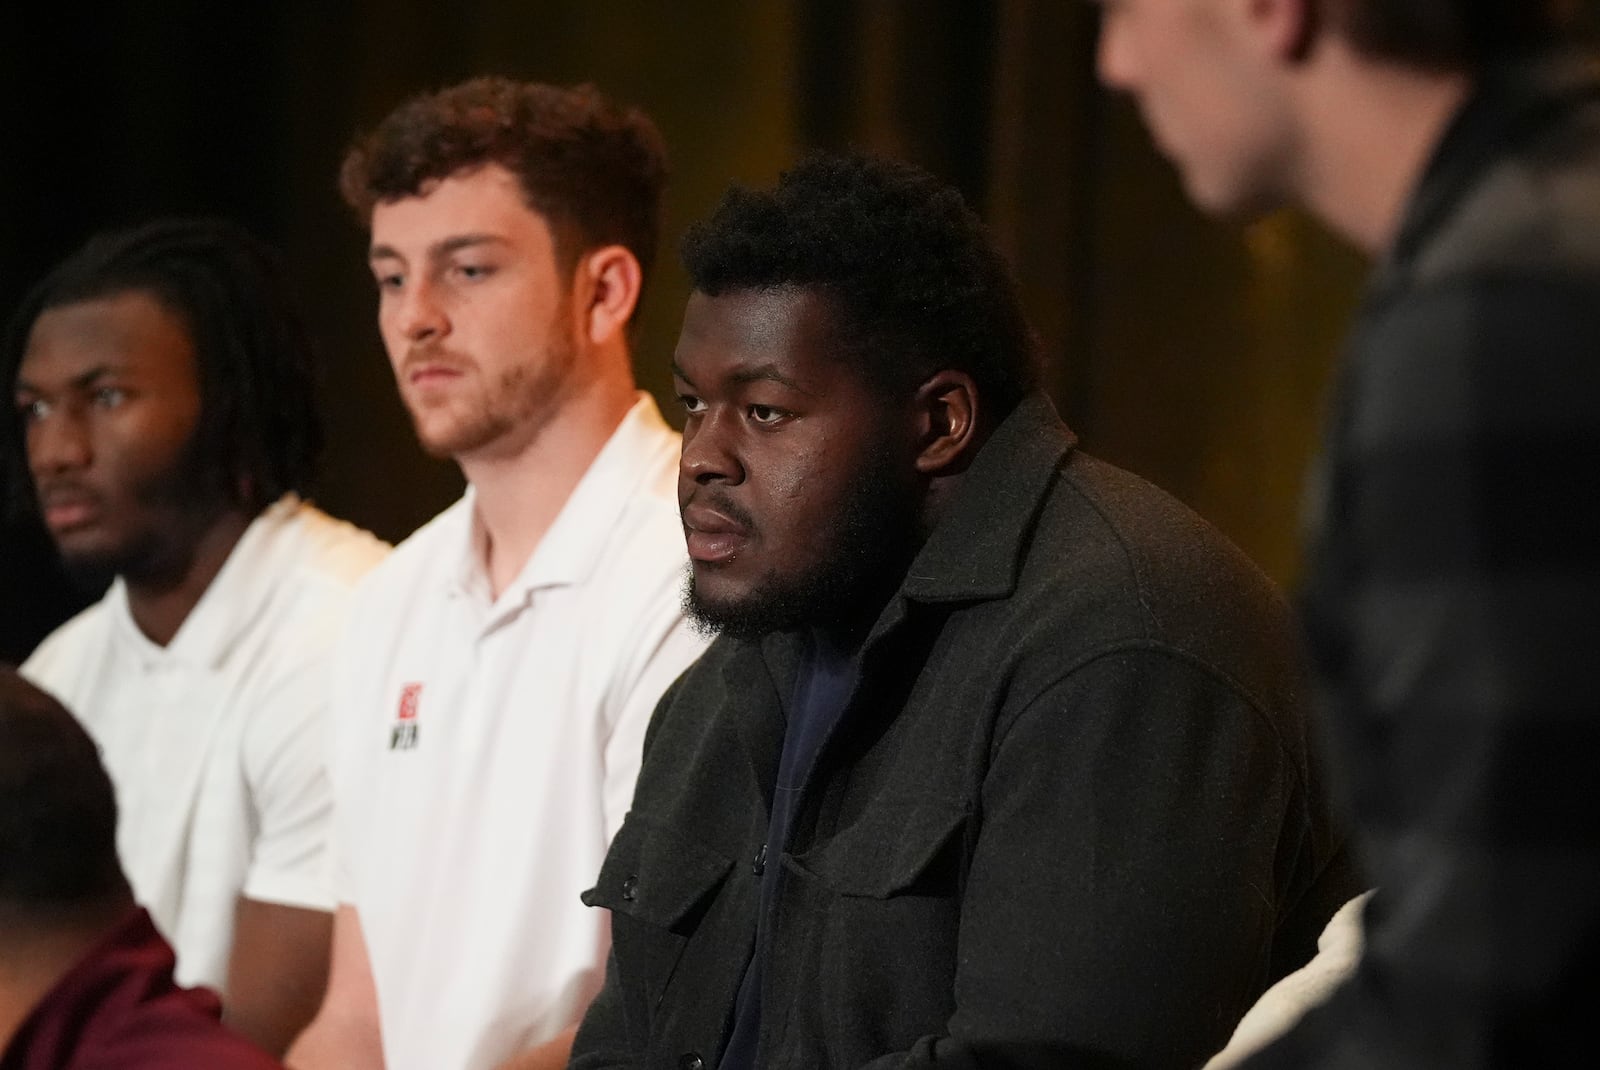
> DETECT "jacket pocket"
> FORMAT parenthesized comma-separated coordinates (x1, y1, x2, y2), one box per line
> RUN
(583, 815, 733, 930)
(582, 814, 735, 1044)
(787, 797, 970, 899)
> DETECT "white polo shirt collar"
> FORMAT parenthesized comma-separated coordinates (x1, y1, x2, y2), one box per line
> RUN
(446, 394, 681, 621)
(103, 494, 309, 672)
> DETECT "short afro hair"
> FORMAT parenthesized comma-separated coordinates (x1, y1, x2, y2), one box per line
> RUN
(1, 218, 323, 521)
(340, 77, 668, 284)
(681, 152, 1041, 418)
(0, 667, 127, 918)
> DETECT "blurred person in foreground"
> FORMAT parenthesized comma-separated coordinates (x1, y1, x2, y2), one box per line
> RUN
(0, 666, 284, 1070)
(3, 219, 389, 1056)
(287, 79, 706, 1070)
(568, 152, 1359, 1070)
(1100, 0, 1600, 1064)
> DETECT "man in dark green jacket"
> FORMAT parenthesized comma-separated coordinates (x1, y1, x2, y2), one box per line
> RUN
(570, 153, 1358, 1070)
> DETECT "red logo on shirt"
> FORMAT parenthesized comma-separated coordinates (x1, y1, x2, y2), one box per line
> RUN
(390, 683, 422, 751)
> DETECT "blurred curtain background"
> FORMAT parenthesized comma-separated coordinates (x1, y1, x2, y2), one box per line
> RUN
(0, 0, 1364, 662)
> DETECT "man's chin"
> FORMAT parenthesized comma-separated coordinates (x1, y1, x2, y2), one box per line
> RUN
(1179, 161, 1287, 224)
(409, 411, 515, 461)
(57, 547, 124, 595)
(681, 567, 886, 645)
(683, 570, 804, 643)
(54, 526, 175, 595)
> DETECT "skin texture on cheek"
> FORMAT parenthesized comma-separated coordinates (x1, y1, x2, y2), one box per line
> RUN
(405, 317, 576, 460)
(685, 430, 921, 642)
(771, 444, 817, 503)
(55, 427, 228, 591)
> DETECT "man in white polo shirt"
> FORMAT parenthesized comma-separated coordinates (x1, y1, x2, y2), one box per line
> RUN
(286, 79, 706, 1070)
(4, 218, 389, 1058)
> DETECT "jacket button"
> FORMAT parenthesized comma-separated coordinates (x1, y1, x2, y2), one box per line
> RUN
(678, 1055, 704, 1070)
(621, 874, 638, 901)
(752, 843, 767, 877)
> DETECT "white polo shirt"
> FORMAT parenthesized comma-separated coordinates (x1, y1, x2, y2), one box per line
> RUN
(330, 395, 707, 1070)
(22, 495, 388, 991)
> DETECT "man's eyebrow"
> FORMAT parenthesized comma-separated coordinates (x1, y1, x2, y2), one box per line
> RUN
(69, 365, 122, 391)
(671, 361, 818, 395)
(368, 234, 508, 262)
(729, 363, 816, 394)
(433, 234, 507, 258)
(15, 364, 121, 396)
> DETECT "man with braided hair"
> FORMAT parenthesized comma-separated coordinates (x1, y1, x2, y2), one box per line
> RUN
(5, 219, 388, 1058)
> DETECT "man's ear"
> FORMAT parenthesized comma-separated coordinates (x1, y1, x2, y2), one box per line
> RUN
(576, 245, 643, 346)
(1244, 0, 1317, 62)
(912, 370, 980, 476)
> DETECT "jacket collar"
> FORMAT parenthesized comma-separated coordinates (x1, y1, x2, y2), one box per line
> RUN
(107, 494, 301, 670)
(741, 389, 1075, 686)
(898, 391, 1075, 605)
(1383, 49, 1600, 281)
(726, 391, 1075, 807)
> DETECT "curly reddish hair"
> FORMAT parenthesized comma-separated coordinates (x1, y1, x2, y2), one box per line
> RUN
(340, 78, 668, 280)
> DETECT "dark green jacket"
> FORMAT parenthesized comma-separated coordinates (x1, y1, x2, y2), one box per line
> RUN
(572, 395, 1358, 1070)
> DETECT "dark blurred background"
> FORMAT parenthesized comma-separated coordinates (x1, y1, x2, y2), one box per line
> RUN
(1, 0, 1367, 663)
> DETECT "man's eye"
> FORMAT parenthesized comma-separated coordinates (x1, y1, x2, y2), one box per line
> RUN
(455, 263, 494, 280)
(748, 405, 787, 426)
(375, 273, 404, 291)
(16, 398, 49, 423)
(92, 387, 128, 408)
(678, 394, 707, 416)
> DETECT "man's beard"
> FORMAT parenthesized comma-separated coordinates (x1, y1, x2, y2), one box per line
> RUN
(683, 450, 922, 644)
(405, 318, 577, 460)
(55, 436, 231, 594)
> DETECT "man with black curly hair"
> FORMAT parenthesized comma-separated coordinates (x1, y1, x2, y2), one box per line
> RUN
(569, 152, 1360, 1070)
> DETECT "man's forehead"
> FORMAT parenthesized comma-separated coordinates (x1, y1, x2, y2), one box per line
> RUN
(368, 165, 549, 255)
(681, 286, 837, 352)
(676, 288, 864, 399)
(20, 292, 190, 380)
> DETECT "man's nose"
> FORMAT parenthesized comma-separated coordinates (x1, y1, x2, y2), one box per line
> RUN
(396, 278, 449, 343)
(28, 407, 91, 477)
(680, 412, 744, 486)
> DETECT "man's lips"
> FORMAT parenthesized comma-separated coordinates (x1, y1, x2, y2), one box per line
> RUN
(405, 362, 466, 389)
(38, 488, 102, 533)
(681, 503, 751, 565)
(400, 350, 473, 391)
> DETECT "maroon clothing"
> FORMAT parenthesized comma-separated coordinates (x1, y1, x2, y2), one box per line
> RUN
(1, 908, 281, 1070)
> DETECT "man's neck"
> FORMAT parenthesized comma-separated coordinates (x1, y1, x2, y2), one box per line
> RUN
(1295, 48, 1473, 256)
(125, 507, 254, 648)
(0, 901, 132, 1056)
(460, 377, 638, 600)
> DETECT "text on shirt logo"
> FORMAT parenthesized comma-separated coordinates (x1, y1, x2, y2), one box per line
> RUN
(390, 682, 422, 751)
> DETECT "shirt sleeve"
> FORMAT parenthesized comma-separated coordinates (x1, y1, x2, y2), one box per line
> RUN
(238, 641, 341, 913)
(600, 566, 710, 842)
